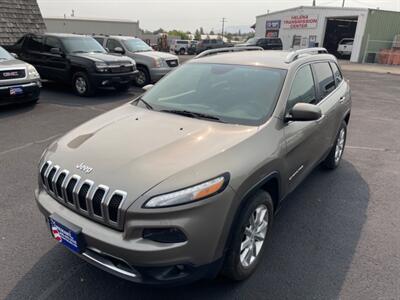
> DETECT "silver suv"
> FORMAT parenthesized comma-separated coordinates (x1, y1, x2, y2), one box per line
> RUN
(94, 36, 179, 87)
(36, 47, 351, 285)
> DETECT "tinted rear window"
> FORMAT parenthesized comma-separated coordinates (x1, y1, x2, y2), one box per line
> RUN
(313, 62, 336, 98)
(26, 36, 43, 51)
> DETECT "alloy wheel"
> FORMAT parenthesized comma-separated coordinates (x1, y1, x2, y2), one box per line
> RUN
(136, 70, 147, 86)
(334, 128, 346, 164)
(75, 77, 87, 94)
(240, 204, 269, 268)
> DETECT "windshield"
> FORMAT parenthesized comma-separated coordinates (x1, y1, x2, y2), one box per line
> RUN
(0, 47, 13, 60)
(123, 39, 153, 52)
(245, 37, 260, 45)
(139, 63, 286, 126)
(62, 36, 107, 53)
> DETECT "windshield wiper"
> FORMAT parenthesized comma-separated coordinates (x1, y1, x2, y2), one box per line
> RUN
(133, 97, 153, 110)
(161, 109, 224, 122)
(72, 50, 87, 53)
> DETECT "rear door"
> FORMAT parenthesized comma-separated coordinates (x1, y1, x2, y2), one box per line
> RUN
(311, 61, 343, 151)
(19, 35, 44, 72)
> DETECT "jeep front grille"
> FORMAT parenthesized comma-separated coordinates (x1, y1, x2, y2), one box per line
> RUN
(40, 161, 127, 230)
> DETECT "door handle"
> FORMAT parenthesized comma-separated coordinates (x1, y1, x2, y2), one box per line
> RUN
(339, 96, 346, 103)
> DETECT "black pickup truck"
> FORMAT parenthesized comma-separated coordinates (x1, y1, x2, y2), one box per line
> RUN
(6, 33, 138, 96)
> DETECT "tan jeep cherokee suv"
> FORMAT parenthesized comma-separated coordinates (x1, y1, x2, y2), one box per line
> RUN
(36, 47, 351, 285)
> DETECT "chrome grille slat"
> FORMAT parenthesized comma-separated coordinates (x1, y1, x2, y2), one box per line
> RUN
(40, 161, 126, 230)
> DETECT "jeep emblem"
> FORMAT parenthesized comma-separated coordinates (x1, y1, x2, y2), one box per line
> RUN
(76, 162, 93, 174)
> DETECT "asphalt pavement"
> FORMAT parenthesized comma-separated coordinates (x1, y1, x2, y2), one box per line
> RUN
(0, 67, 399, 299)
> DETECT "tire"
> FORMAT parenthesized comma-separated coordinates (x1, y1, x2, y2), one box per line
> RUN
(179, 48, 185, 55)
(72, 72, 94, 97)
(222, 190, 274, 281)
(323, 121, 347, 169)
(134, 67, 150, 88)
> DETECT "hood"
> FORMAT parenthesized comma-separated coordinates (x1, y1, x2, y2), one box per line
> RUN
(45, 104, 257, 203)
(72, 52, 132, 63)
(134, 50, 177, 60)
(0, 59, 29, 69)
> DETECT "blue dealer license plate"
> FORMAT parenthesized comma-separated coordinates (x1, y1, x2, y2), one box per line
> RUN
(48, 214, 84, 253)
(10, 87, 24, 96)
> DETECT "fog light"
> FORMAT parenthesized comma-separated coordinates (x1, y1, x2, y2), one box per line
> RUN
(142, 228, 187, 243)
(101, 80, 109, 86)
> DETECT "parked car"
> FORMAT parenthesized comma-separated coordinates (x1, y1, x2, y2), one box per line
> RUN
(36, 47, 351, 285)
(236, 37, 283, 50)
(337, 38, 354, 57)
(94, 35, 179, 87)
(170, 40, 190, 55)
(0, 46, 41, 106)
(196, 39, 232, 54)
(6, 33, 138, 96)
(187, 40, 198, 55)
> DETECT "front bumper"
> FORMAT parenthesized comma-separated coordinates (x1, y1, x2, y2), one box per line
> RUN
(149, 67, 176, 82)
(0, 81, 41, 106)
(35, 186, 235, 285)
(90, 71, 138, 88)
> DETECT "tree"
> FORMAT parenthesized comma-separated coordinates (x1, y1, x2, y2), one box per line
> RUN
(225, 33, 233, 42)
(210, 30, 215, 35)
(153, 28, 165, 34)
(168, 29, 189, 40)
(200, 27, 204, 35)
(194, 29, 201, 40)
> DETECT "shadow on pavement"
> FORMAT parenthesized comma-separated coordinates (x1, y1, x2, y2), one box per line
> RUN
(6, 160, 369, 300)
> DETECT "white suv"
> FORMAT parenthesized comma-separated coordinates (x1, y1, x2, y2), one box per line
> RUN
(170, 40, 190, 55)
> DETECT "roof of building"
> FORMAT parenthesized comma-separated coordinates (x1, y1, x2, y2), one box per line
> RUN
(45, 17, 139, 24)
(256, 5, 369, 18)
(0, 0, 46, 45)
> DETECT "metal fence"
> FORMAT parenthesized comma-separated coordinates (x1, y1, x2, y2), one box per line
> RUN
(362, 35, 400, 65)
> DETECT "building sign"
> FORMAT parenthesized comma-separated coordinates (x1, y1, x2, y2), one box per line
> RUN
(266, 30, 279, 38)
(283, 15, 318, 29)
(266, 20, 281, 30)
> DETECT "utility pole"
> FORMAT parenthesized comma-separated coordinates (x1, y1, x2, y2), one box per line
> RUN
(342, 0, 345, 7)
(221, 17, 227, 39)
(312, 0, 316, 6)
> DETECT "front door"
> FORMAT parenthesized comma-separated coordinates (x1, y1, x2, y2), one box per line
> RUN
(283, 64, 326, 191)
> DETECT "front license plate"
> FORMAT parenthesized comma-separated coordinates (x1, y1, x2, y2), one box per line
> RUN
(9, 87, 24, 96)
(48, 214, 84, 253)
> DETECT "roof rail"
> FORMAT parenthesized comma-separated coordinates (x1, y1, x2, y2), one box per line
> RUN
(285, 47, 328, 63)
(195, 46, 263, 59)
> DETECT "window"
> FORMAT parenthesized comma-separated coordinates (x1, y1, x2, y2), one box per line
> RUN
(140, 63, 286, 126)
(106, 39, 123, 52)
(292, 35, 301, 47)
(43, 37, 62, 52)
(93, 37, 104, 46)
(313, 62, 336, 98)
(25, 35, 43, 52)
(123, 38, 152, 52)
(211, 40, 217, 44)
(330, 62, 343, 86)
(62, 36, 106, 54)
(287, 65, 317, 111)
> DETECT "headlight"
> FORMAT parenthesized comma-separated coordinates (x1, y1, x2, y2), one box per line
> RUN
(95, 62, 108, 72)
(144, 174, 229, 208)
(152, 57, 163, 68)
(27, 64, 40, 80)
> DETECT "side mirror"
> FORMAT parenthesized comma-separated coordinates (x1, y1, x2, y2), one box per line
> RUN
(50, 47, 63, 55)
(113, 47, 125, 54)
(10, 52, 18, 59)
(286, 103, 322, 122)
(142, 84, 154, 91)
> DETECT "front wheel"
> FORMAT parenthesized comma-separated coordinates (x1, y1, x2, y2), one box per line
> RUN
(134, 67, 150, 87)
(179, 48, 185, 55)
(323, 121, 347, 169)
(221, 190, 273, 281)
(72, 72, 94, 97)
